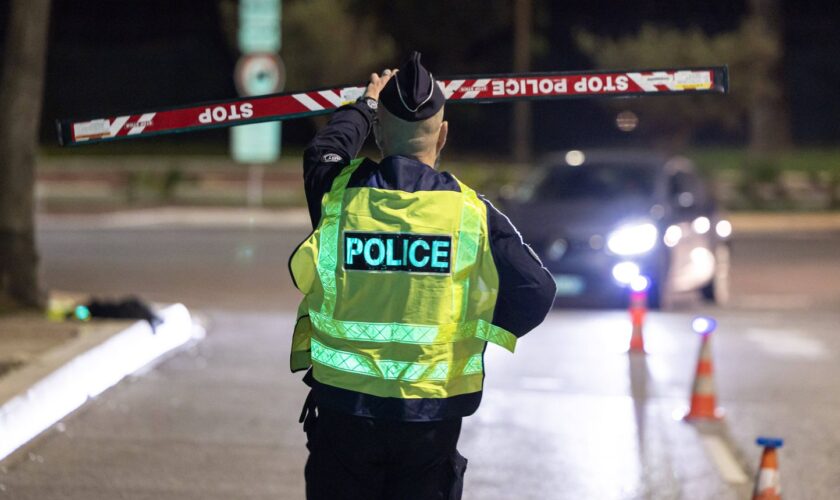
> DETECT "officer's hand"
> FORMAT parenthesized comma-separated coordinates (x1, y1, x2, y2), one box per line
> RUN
(364, 68, 397, 101)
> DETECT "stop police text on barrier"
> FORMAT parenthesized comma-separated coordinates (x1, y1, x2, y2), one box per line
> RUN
(490, 75, 629, 96)
(199, 103, 254, 124)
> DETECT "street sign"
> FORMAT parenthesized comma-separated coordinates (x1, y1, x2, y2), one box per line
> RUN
(235, 53, 285, 97)
(232, 0, 281, 165)
(238, 0, 281, 53)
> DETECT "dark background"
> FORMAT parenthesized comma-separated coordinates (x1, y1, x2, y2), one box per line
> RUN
(1, 0, 838, 153)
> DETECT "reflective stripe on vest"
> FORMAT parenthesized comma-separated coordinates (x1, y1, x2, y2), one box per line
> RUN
(311, 338, 484, 381)
(316, 160, 358, 318)
(289, 158, 516, 399)
(309, 310, 515, 351)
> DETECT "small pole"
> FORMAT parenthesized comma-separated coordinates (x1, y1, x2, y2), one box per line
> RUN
(512, 0, 532, 163)
(246, 164, 264, 207)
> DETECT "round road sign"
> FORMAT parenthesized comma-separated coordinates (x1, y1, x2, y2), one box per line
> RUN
(235, 53, 285, 97)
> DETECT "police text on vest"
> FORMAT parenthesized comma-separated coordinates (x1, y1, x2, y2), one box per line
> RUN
(343, 232, 452, 274)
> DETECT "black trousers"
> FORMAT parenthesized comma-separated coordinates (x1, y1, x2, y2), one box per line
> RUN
(304, 407, 467, 500)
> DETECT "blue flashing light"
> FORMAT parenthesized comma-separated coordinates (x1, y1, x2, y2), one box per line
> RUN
(691, 316, 717, 335)
(756, 437, 784, 448)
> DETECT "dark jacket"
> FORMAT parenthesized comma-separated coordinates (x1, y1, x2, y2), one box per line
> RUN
(299, 101, 556, 421)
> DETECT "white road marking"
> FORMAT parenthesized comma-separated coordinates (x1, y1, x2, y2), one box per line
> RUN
(701, 434, 749, 484)
(733, 294, 815, 309)
(745, 328, 830, 359)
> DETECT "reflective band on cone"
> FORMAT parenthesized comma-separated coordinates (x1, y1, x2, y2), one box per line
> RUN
(684, 333, 724, 420)
(753, 437, 783, 500)
(628, 290, 647, 354)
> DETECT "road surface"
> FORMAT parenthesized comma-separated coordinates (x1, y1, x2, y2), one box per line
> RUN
(1, 220, 838, 499)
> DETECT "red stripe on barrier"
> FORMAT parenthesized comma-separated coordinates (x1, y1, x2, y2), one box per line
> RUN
(309, 92, 337, 110)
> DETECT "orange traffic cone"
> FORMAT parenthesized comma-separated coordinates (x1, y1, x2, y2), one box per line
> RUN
(628, 286, 647, 354)
(753, 437, 783, 500)
(684, 318, 723, 420)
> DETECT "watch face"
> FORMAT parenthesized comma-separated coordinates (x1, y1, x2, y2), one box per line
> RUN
(366, 98, 378, 110)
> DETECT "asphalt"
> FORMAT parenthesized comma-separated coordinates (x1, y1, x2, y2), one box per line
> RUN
(1, 217, 839, 499)
(1, 311, 302, 500)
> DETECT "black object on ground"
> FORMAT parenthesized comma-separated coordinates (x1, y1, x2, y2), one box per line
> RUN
(81, 297, 163, 332)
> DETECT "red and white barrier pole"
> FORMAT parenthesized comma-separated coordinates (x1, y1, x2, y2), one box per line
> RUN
(57, 66, 728, 146)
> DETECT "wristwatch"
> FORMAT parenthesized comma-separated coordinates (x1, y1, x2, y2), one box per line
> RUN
(357, 96, 378, 111)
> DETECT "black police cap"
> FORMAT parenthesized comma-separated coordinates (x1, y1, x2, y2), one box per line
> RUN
(380, 51, 445, 122)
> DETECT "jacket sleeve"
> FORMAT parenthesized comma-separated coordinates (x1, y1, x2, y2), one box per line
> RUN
(303, 101, 376, 227)
(481, 196, 556, 338)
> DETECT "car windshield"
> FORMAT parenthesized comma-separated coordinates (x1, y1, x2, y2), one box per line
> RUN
(521, 163, 657, 202)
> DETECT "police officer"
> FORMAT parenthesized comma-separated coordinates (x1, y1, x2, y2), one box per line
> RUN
(290, 52, 556, 499)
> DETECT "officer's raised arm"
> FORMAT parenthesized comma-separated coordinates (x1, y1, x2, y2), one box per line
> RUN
(302, 69, 396, 227)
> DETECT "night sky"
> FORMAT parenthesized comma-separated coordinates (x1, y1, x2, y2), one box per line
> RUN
(1, 0, 837, 152)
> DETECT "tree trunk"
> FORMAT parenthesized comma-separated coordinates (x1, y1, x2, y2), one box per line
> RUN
(0, 0, 52, 309)
(748, 0, 791, 154)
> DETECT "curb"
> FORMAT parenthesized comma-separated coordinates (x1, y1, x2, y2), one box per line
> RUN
(37, 207, 311, 230)
(0, 303, 205, 462)
(38, 208, 840, 234)
(729, 212, 840, 234)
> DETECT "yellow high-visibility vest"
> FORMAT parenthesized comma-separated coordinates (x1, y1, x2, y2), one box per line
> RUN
(289, 159, 516, 400)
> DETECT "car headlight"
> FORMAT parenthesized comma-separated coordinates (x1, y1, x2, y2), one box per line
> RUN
(607, 222, 658, 256)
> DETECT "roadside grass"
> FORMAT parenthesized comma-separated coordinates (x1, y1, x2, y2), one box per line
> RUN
(36, 146, 840, 211)
(688, 148, 840, 211)
(42, 140, 840, 173)
(689, 148, 840, 174)
(41, 140, 238, 158)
